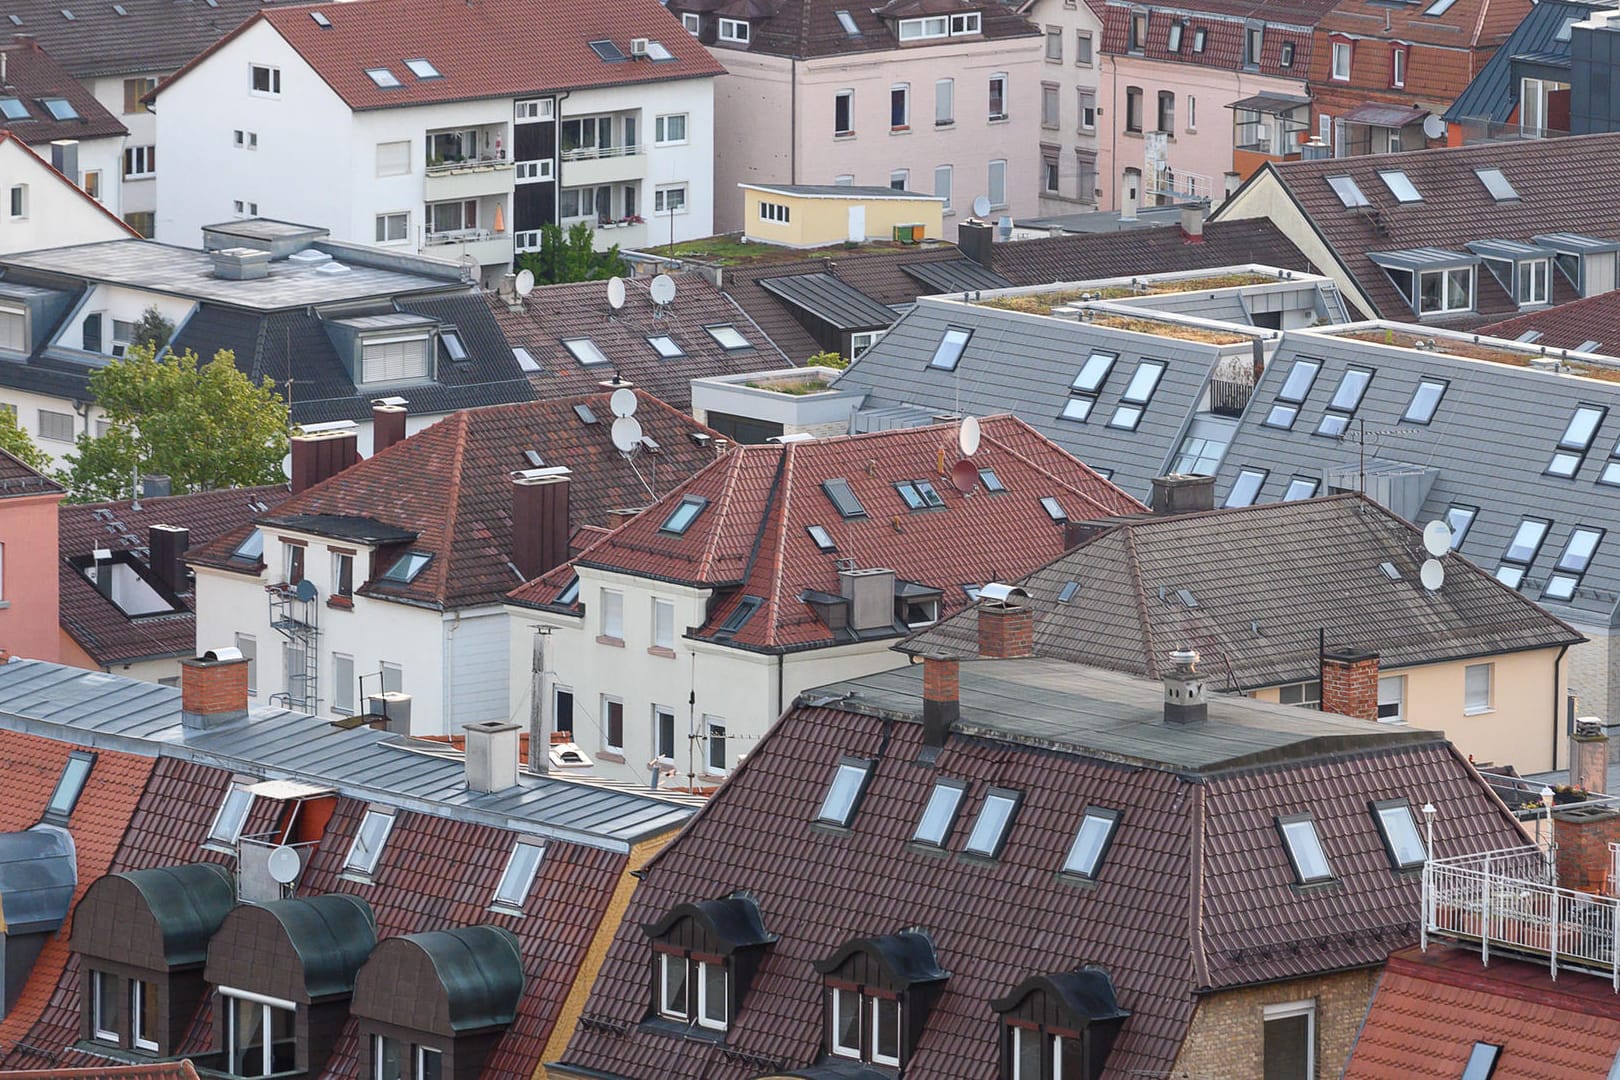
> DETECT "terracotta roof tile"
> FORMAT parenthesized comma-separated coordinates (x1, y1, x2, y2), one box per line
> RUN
(685, 0, 1038, 59)
(1479, 288, 1620, 355)
(0, 39, 128, 145)
(1099, 0, 1331, 74)
(1316, 0, 1527, 51)
(0, 1064, 200, 1079)
(989, 219, 1311, 288)
(0, 446, 64, 498)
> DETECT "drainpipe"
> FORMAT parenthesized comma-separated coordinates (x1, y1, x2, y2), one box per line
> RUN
(72, 397, 92, 440)
(1108, 53, 1120, 214)
(1554, 642, 1571, 771)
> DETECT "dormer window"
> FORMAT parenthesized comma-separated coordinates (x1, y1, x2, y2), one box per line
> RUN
(718, 17, 750, 42)
(995, 968, 1130, 1080)
(644, 895, 777, 1036)
(362, 334, 431, 383)
(815, 931, 948, 1068)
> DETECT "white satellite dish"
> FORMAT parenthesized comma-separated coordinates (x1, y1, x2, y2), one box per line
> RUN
(610, 416, 644, 453)
(265, 844, 302, 885)
(609, 387, 638, 418)
(1422, 114, 1447, 141)
(606, 275, 626, 310)
(650, 273, 677, 306)
(1420, 559, 1445, 592)
(959, 415, 981, 457)
(1422, 520, 1452, 557)
(514, 268, 535, 297)
(971, 195, 991, 218)
(281, 452, 293, 479)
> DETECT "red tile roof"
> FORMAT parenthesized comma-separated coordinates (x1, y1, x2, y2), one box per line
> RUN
(512, 416, 1145, 649)
(0, 1065, 200, 1079)
(0, 38, 128, 144)
(1316, 0, 1526, 52)
(1344, 945, 1620, 1079)
(159, 0, 724, 112)
(688, 0, 1038, 59)
(58, 486, 291, 667)
(1099, 0, 1333, 75)
(188, 392, 724, 610)
(0, 446, 64, 498)
(1479, 288, 1620, 356)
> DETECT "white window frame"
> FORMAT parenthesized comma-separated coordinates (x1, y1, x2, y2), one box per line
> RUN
(653, 705, 678, 761)
(890, 83, 910, 130)
(123, 145, 156, 179)
(706, 716, 726, 775)
(1045, 25, 1062, 61)
(830, 986, 862, 1057)
(890, 168, 909, 190)
(1330, 40, 1351, 81)
(601, 588, 625, 640)
(658, 953, 689, 1020)
(655, 113, 689, 145)
(343, 807, 397, 876)
(835, 89, 855, 136)
(375, 140, 410, 177)
(248, 63, 281, 96)
(221, 988, 295, 1077)
(696, 960, 727, 1030)
(492, 840, 545, 909)
(332, 653, 355, 715)
(933, 164, 952, 210)
(374, 211, 409, 244)
(1075, 30, 1093, 65)
(871, 995, 901, 1067)
(1262, 1000, 1317, 1080)
(1392, 47, 1406, 87)
(682, 11, 700, 33)
(603, 695, 625, 753)
(718, 17, 750, 42)
(7, 183, 26, 220)
(759, 200, 790, 224)
(652, 597, 676, 649)
(988, 158, 1007, 208)
(38, 408, 75, 443)
(898, 15, 949, 39)
(988, 73, 1008, 121)
(1377, 675, 1406, 722)
(654, 184, 688, 216)
(132, 977, 159, 1051)
(206, 784, 255, 848)
(515, 98, 554, 120)
(92, 970, 119, 1043)
(235, 634, 257, 695)
(1465, 662, 1493, 714)
(935, 78, 954, 125)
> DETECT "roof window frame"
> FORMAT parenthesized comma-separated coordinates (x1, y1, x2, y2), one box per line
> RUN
(928, 326, 972, 371)
(205, 783, 256, 850)
(1547, 404, 1607, 478)
(1060, 805, 1120, 879)
(815, 757, 876, 828)
(1401, 377, 1448, 425)
(1370, 799, 1427, 871)
(562, 336, 611, 366)
(1544, 524, 1604, 601)
(1326, 175, 1369, 208)
(42, 750, 96, 824)
(659, 495, 710, 536)
(490, 839, 546, 911)
(647, 334, 684, 358)
(364, 67, 403, 89)
(705, 324, 753, 351)
(342, 806, 397, 879)
(895, 479, 945, 511)
(822, 477, 868, 519)
(1314, 366, 1373, 437)
(1276, 812, 1335, 885)
(1108, 359, 1167, 430)
(807, 524, 837, 551)
(910, 778, 968, 848)
(962, 787, 1022, 860)
(978, 467, 1005, 492)
(1281, 476, 1319, 501)
(1444, 504, 1478, 551)
(1224, 467, 1267, 508)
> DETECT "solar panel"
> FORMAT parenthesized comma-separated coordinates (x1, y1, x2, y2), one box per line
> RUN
(589, 39, 627, 61)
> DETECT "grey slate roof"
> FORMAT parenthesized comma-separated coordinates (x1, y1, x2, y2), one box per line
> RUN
(902, 494, 1584, 690)
(2, 0, 299, 78)
(757, 272, 898, 331)
(0, 659, 694, 851)
(898, 257, 1013, 294)
(1443, 0, 1596, 123)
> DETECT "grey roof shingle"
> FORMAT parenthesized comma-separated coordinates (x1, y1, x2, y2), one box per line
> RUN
(758, 272, 899, 331)
(1443, 0, 1596, 123)
(988, 219, 1311, 287)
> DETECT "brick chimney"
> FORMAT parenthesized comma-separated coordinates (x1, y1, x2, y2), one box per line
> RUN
(1554, 805, 1620, 894)
(511, 466, 572, 580)
(149, 524, 190, 593)
(978, 587, 1034, 659)
(1150, 474, 1215, 515)
(1163, 648, 1207, 724)
(181, 648, 250, 730)
(371, 400, 408, 454)
(1572, 717, 1609, 796)
(1320, 647, 1379, 722)
(290, 426, 360, 494)
(922, 656, 959, 748)
(465, 720, 522, 793)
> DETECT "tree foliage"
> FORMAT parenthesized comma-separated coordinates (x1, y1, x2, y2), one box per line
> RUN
(0, 409, 53, 474)
(63, 343, 289, 501)
(516, 222, 629, 285)
(131, 305, 175, 352)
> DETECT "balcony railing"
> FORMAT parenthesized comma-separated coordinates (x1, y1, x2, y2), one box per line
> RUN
(425, 157, 513, 177)
(1208, 378, 1253, 417)
(561, 142, 644, 162)
(1146, 165, 1214, 201)
(1423, 845, 1620, 988)
(424, 227, 498, 247)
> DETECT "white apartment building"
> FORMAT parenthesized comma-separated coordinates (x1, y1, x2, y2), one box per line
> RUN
(150, 0, 723, 286)
(0, 134, 136, 259)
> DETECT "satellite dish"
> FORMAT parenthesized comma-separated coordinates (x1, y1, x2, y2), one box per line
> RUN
(609, 387, 638, 418)
(1420, 559, 1445, 592)
(514, 268, 535, 297)
(606, 275, 626, 310)
(972, 195, 991, 218)
(650, 274, 677, 306)
(950, 459, 979, 494)
(265, 844, 301, 885)
(294, 578, 318, 603)
(959, 415, 981, 457)
(281, 452, 293, 479)
(610, 416, 644, 453)
(1422, 114, 1447, 141)
(1422, 520, 1452, 557)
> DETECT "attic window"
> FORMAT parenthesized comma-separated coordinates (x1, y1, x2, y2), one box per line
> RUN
(0, 98, 29, 121)
(1462, 1043, 1501, 1080)
(564, 337, 610, 365)
(1402, 378, 1447, 424)
(491, 841, 545, 910)
(524, 450, 545, 467)
(1445, 505, 1477, 550)
(1071, 350, 1117, 394)
(309, 10, 330, 25)
(1326, 175, 1369, 208)
(648, 335, 683, 358)
(40, 97, 79, 120)
(717, 595, 764, 635)
(344, 807, 397, 877)
(232, 529, 265, 562)
(1315, 366, 1372, 437)
(896, 479, 944, 510)
(439, 330, 468, 362)
(646, 41, 675, 61)
(823, 478, 867, 519)
(1225, 468, 1266, 508)
(1545, 525, 1604, 600)
(1040, 496, 1067, 523)
(660, 495, 709, 535)
(206, 784, 255, 847)
(1282, 477, 1318, 501)
(963, 788, 1021, 858)
(1372, 800, 1426, 870)
(911, 780, 967, 846)
(379, 550, 432, 584)
(1108, 360, 1166, 430)
(1378, 170, 1421, 203)
(1277, 813, 1333, 884)
(807, 524, 837, 551)
(558, 576, 580, 605)
(1497, 517, 1550, 587)
(589, 39, 628, 61)
(1263, 357, 1320, 429)
(816, 758, 875, 827)
(978, 467, 1004, 492)
(1475, 168, 1518, 201)
(404, 58, 441, 79)
(61, 8, 74, 18)
(836, 9, 861, 34)
(365, 67, 403, 89)
(706, 324, 752, 350)
(43, 751, 96, 823)
(512, 347, 540, 373)
(1423, 0, 1458, 13)
(1061, 806, 1119, 878)
(1057, 581, 1079, 602)
(1548, 404, 1606, 477)
(929, 327, 972, 370)
(574, 403, 599, 425)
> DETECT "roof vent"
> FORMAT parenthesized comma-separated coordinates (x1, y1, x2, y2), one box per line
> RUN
(316, 261, 350, 274)
(1163, 648, 1207, 725)
(286, 248, 333, 266)
(209, 247, 271, 281)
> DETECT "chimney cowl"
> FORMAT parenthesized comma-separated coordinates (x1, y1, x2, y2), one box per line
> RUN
(465, 720, 522, 793)
(1163, 647, 1207, 724)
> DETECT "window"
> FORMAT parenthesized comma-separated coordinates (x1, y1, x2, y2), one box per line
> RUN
(1378, 170, 1421, 204)
(1128, 9, 1146, 51)
(890, 84, 910, 129)
(378, 552, 429, 584)
(1109, 360, 1166, 430)
(682, 11, 700, 33)
(232, 130, 259, 150)
(1075, 150, 1097, 203)
(1244, 23, 1263, 66)
(1062, 806, 1120, 878)
(1167, 20, 1183, 51)
(1518, 259, 1550, 305)
(707, 717, 726, 773)
(654, 184, 688, 215)
(1278, 815, 1332, 882)
(1264, 359, 1320, 430)
(1125, 86, 1143, 133)
(655, 113, 688, 144)
(236, 634, 258, 694)
(492, 841, 544, 909)
(373, 211, 409, 243)
(1546, 526, 1604, 600)
(332, 653, 354, 715)
(988, 159, 1007, 207)
(1326, 175, 1368, 208)
(930, 327, 972, 370)
(1041, 84, 1059, 128)
(1279, 40, 1295, 66)
(835, 90, 854, 135)
(39, 409, 74, 442)
(1315, 367, 1372, 437)
(92, 970, 119, 1042)
(132, 977, 159, 1051)
(949, 11, 979, 34)
(1041, 149, 1059, 194)
(1278, 681, 1322, 708)
(1550, 406, 1607, 481)
(380, 662, 403, 696)
(1225, 468, 1267, 508)
(1041, 496, 1067, 523)
(1078, 89, 1096, 132)
(1193, 26, 1207, 50)
(366, 67, 402, 88)
(964, 788, 1020, 858)
(1157, 91, 1174, 133)
(822, 478, 867, 519)
(223, 989, 295, 1076)
(1377, 675, 1405, 722)
(895, 479, 944, 510)
(1475, 167, 1517, 201)
(1463, 1043, 1502, 1080)
(1330, 40, 1351, 80)
(932, 164, 953, 211)
(1263, 1000, 1316, 1080)
(123, 76, 156, 113)
(817, 759, 874, 826)
(890, 169, 909, 191)
(1392, 46, 1407, 87)
(660, 496, 708, 536)
(83, 170, 102, 202)
(249, 64, 281, 95)
(1045, 26, 1062, 61)
(1283, 477, 1319, 501)
(596, 588, 625, 640)
(344, 808, 396, 875)
(282, 542, 305, 586)
(44, 751, 94, 821)
(644, 334, 684, 359)
(603, 695, 624, 752)
(361, 336, 429, 383)
(1402, 378, 1446, 424)
(718, 17, 750, 41)
(123, 145, 156, 178)
(808, 524, 837, 551)
(836, 9, 860, 34)
(1075, 30, 1093, 64)
(988, 74, 1007, 120)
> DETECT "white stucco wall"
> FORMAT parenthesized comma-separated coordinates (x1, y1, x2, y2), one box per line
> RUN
(88, 72, 160, 222)
(1024, 0, 1106, 214)
(0, 138, 133, 255)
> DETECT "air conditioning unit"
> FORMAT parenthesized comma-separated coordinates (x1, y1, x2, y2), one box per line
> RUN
(631, 37, 650, 56)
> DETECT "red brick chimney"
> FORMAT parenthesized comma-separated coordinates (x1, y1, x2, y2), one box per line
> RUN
(181, 648, 250, 730)
(290, 427, 360, 494)
(978, 596, 1034, 659)
(1320, 647, 1379, 722)
(922, 656, 959, 748)
(511, 466, 572, 580)
(1554, 806, 1620, 895)
(371, 400, 408, 455)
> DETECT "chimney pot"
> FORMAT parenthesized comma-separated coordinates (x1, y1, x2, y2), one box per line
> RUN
(181, 651, 250, 730)
(921, 656, 959, 748)
(1180, 200, 1207, 243)
(371, 401, 408, 454)
(290, 426, 360, 493)
(1150, 473, 1216, 515)
(511, 466, 572, 580)
(1163, 648, 1207, 724)
(1320, 647, 1380, 722)
(977, 597, 1034, 659)
(464, 720, 522, 793)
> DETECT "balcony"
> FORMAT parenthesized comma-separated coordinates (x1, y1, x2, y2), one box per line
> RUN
(423, 228, 514, 269)
(1208, 377, 1253, 417)
(561, 143, 647, 187)
(424, 158, 515, 202)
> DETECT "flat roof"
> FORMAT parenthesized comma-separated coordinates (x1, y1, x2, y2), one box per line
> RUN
(740, 183, 946, 202)
(811, 658, 1435, 774)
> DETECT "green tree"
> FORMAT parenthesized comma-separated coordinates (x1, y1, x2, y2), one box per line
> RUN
(0, 409, 53, 474)
(516, 222, 629, 285)
(63, 343, 289, 501)
(131, 305, 175, 352)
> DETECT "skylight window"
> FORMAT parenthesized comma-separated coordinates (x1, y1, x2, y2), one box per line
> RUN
(816, 759, 874, 826)
(1545, 526, 1604, 600)
(491, 841, 545, 909)
(1462, 1043, 1501, 1080)
(1225, 468, 1267, 508)
(1548, 404, 1606, 476)
(645, 41, 675, 60)
(513, 347, 540, 372)
(1058, 581, 1079, 602)
(1498, 517, 1551, 587)
(717, 595, 764, 635)
(206, 785, 255, 847)
(574, 403, 599, 425)
(895, 479, 944, 510)
(1423, 0, 1458, 15)
(1265, 358, 1319, 429)
(1060, 398, 1095, 422)
(807, 524, 836, 551)
(836, 8, 861, 34)
(660, 495, 709, 535)
(589, 39, 627, 61)
(1445, 505, 1477, 550)
(911, 780, 966, 846)
(1040, 496, 1067, 523)
(823, 478, 867, 519)
(564, 337, 610, 365)
(978, 467, 1004, 492)
(929, 327, 972, 370)
(439, 330, 468, 362)
(40, 97, 78, 120)
(365, 67, 403, 89)
(1371, 801, 1426, 870)
(1475, 168, 1518, 201)
(1109, 360, 1166, 430)
(1071, 350, 1117, 394)
(1326, 175, 1369, 208)
(963, 788, 1021, 858)
(43, 751, 95, 822)
(379, 550, 432, 584)
(0, 98, 29, 120)
(232, 529, 265, 562)
(344, 808, 396, 876)
(1315, 366, 1372, 437)
(1378, 170, 1421, 203)
(1062, 807, 1120, 878)
(310, 10, 330, 26)
(1278, 814, 1333, 883)
(1402, 378, 1447, 424)
(404, 57, 440, 79)
(648, 335, 683, 358)
(1556, 15, 1579, 41)
(1282, 477, 1319, 501)
(706, 324, 751, 350)
(558, 576, 580, 605)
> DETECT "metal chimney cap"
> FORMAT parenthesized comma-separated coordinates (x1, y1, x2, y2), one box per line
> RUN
(1169, 648, 1199, 670)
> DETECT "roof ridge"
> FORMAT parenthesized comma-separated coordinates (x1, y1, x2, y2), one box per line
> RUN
(428, 410, 474, 606)
(753, 443, 797, 647)
(1187, 782, 1211, 990)
(1122, 524, 1161, 677)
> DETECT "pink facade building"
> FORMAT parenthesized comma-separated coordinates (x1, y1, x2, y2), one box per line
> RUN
(0, 450, 64, 663)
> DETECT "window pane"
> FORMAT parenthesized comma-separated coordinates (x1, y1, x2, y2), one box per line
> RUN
(930, 327, 971, 370)
(833, 987, 862, 1054)
(1263, 1010, 1312, 1079)
(1329, 368, 1371, 411)
(818, 762, 871, 825)
(700, 961, 727, 1026)
(1377, 804, 1427, 867)
(1072, 351, 1116, 392)
(873, 997, 901, 1063)
(1505, 519, 1550, 563)
(1063, 809, 1117, 876)
(1562, 406, 1607, 450)
(375, 1035, 406, 1080)
(661, 954, 688, 1017)
(964, 790, 1018, 856)
(1377, 675, 1404, 721)
(912, 782, 965, 845)
(1280, 818, 1332, 881)
(1120, 360, 1165, 403)
(1445, 506, 1476, 550)
(1277, 360, 1319, 402)
(1465, 663, 1492, 712)
(1560, 528, 1603, 571)
(1225, 469, 1266, 508)
(1403, 379, 1446, 423)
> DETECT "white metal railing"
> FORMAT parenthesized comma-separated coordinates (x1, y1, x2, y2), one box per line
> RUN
(424, 227, 496, 246)
(424, 157, 513, 176)
(1423, 845, 1620, 988)
(1146, 164, 1214, 200)
(561, 142, 644, 162)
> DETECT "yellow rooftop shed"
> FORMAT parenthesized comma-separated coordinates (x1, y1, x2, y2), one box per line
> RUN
(739, 184, 945, 249)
